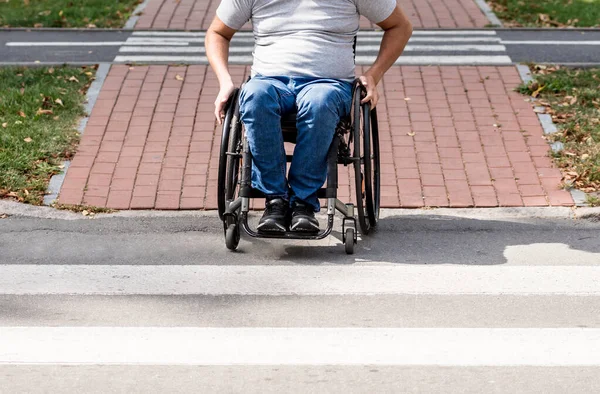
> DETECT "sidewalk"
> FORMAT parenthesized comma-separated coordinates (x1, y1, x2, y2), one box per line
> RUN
(134, 0, 490, 30)
(57, 64, 574, 210)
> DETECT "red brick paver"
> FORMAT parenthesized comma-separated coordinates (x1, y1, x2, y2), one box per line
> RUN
(134, 0, 489, 30)
(58, 65, 574, 209)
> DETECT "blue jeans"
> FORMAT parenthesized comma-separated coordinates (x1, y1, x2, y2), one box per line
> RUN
(239, 75, 352, 212)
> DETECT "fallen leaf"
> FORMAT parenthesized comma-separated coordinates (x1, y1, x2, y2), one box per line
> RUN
(175, 74, 184, 81)
(18, 111, 26, 118)
(404, 97, 411, 101)
(36, 108, 53, 116)
(48, 68, 54, 74)
(55, 98, 64, 106)
(59, 10, 63, 17)
(407, 131, 415, 136)
(0, 214, 7, 219)
(533, 108, 545, 113)
(82, 210, 90, 216)
(68, 76, 80, 83)
(531, 85, 545, 98)
(23, 137, 33, 143)
(570, 96, 577, 105)
(581, 154, 590, 161)
(1, 123, 6, 128)
(84, 72, 93, 76)
(53, 116, 60, 120)
(15, 121, 23, 125)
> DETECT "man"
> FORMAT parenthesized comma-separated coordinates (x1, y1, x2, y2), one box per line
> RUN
(206, 0, 412, 234)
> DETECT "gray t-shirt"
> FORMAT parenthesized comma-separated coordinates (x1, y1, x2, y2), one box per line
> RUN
(216, 0, 397, 80)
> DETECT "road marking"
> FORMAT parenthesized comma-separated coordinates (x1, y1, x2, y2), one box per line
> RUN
(133, 31, 209, 37)
(1, 265, 599, 295)
(131, 30, 498, 37)
(501, 40, 600, 45)
(2, 327, 599, 366)
(114, 55, 511, 65)
(6, 42, 125, 46)
(400, 44, 507, 52)
(119, 46, 251, 53)
(126, 37, 501, 44)
(113, 55, 253, 63)
(126, 37, 207, 43)
(118, 45, 507, 53)
(389, 55, 512, 65)
(118, 31, 511, 65)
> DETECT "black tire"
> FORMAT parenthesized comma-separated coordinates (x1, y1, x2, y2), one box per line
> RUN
(367, 108, 380, 228)
(225, 223, 240, 251)
(352, 86, 372, 235)
(217, 89, 240, 221)
(344, 228, 355, 255)
(225, 105, 242, 205)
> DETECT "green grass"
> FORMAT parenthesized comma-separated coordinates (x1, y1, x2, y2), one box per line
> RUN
(519, 66, 600, 196)
(0, 0, 142, 28)
(488, 0, 600, 27)
(0, 66, 95, 204)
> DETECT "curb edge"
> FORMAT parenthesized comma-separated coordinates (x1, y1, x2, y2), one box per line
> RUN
(473, 0, 504, 27)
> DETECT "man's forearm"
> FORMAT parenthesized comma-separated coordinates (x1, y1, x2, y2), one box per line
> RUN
(205, 30, 234, 85)
(366, 23, 413, 84)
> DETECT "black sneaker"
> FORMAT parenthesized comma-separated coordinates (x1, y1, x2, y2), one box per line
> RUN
(257, 198, 289, 234)
(290, 201, 319, 233)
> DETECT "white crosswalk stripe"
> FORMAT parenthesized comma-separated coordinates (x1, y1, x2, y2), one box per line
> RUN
(3, 327, 600, 366)
(114, 30, 513, 65)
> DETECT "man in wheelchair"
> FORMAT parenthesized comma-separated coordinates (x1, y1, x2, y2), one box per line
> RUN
(206, 0, 412, 234)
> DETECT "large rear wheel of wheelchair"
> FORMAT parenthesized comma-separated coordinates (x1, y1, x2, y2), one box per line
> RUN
(217, 88, 241, 221)
(368, 109, 381, 227)
(351, 86, 379, 235)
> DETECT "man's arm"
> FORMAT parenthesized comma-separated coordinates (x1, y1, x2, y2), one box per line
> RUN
(361, 5, 413, 108)
(205, 16, 238, 124)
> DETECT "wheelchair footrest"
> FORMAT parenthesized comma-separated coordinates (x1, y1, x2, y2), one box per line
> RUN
(242, 187, 335, 199)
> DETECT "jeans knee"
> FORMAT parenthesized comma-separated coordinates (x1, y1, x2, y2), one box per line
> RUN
(240, 81, 280, 117)
(297, 89, 345, 121)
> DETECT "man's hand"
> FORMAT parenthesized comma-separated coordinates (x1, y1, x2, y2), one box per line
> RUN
(358, 74, 379, 108)
(215, 80, 236, 124)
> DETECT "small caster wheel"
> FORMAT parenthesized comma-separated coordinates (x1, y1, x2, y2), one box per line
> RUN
(225, 223, 240, 251)
(344, 228, 355, 255)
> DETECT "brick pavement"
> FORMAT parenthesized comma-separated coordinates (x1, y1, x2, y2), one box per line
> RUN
(58, 65, 574, 210)
(134, 0, 490, 30)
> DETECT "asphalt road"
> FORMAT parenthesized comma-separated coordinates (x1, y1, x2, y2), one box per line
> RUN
(1, 28, 599, 65)
(1, 212, 600, 392)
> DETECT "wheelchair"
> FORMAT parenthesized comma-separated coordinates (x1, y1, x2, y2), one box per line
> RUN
(217, 79, 380, 254)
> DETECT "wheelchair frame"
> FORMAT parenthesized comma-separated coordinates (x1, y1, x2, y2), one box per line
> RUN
(217, 79, 380, 254)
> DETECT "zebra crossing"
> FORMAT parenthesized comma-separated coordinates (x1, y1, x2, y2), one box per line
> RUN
(2, 215, 600, 391)
(114, 30, 512, 65)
